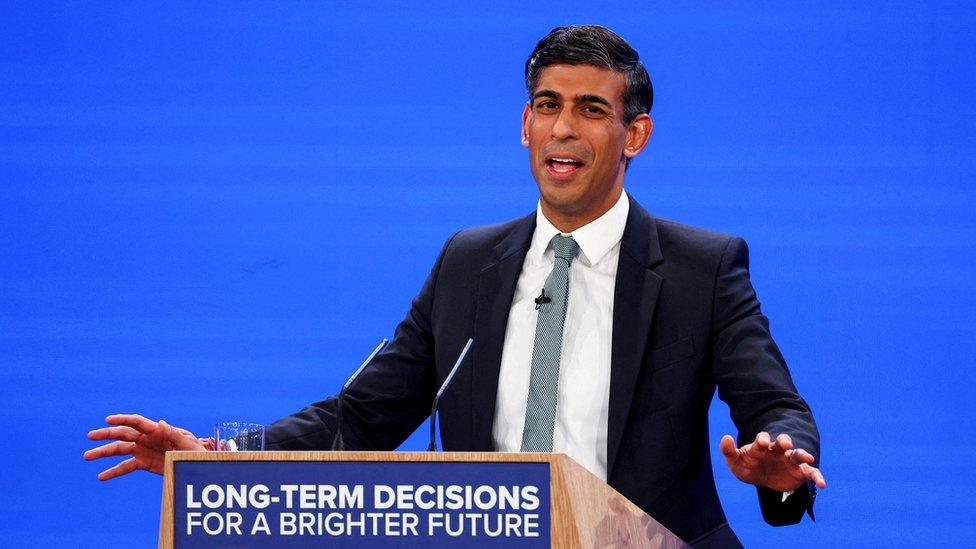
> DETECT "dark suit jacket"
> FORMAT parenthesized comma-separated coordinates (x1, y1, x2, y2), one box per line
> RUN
(266, 195, 820, 546)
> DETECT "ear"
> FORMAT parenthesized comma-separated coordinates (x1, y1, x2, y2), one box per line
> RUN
(622, 114, 653, 160)
(521, 102, 531, 147)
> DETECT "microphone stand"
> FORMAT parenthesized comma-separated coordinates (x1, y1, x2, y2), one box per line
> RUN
(428, 338, 475, 452)
(331, 338, 389, 451)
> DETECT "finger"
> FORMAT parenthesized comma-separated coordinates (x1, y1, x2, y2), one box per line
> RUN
(773, 433, 793, 453)
(799, 463, 827, 489)
(105, 414, 158, 433)
(744, 432, 772, 457)
(719, 435, 739, 459)
(755, 431, 773, 451)
(84, 441, 136, 461)
(97, 457, 141, 481)
(789, 448, 815, 465)
(87, 425, 141, 442)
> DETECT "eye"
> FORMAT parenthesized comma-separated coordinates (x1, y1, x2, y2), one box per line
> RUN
(582, 105, 607, 117)
(535, 100, 559, 112)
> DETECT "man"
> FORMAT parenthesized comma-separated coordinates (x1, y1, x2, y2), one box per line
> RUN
(86, 25, 824, 546)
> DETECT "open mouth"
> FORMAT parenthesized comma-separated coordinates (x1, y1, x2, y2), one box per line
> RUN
(545, 156, 585, 177)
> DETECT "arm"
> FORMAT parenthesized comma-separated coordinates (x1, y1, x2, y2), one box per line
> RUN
(264, 232, 458, 451)
(709, 237, 824, 524)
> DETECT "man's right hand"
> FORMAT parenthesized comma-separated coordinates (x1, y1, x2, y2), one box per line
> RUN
(84, 414, 207, 480)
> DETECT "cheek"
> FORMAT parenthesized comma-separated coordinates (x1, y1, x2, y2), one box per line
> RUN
(528, 125, 548, 145)
(595, 132, 628, 164)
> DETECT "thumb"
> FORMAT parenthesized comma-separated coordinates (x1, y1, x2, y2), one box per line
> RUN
(160, 420, 207, 451)
(158, 419, 175, 438)
(719, 434, 738, 459)
(158, 420, 187, 446)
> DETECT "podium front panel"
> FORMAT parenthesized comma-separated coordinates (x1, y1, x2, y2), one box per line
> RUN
(171, 459, 551, 548)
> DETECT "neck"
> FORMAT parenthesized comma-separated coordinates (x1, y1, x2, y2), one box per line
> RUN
(542, 186, 624, 233)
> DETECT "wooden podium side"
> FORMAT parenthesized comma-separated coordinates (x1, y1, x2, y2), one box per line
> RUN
(159, 451, 687, 548)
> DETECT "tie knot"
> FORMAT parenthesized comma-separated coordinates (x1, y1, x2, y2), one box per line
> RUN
(550, 234, 580, 262)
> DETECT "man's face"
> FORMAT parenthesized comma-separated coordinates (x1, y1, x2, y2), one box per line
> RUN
(522, 63, 651, 227)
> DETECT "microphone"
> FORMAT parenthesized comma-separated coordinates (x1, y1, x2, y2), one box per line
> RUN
(534, 288, 551, 310)
(427, 338, 474, 451)
(331, 338, 389, 451)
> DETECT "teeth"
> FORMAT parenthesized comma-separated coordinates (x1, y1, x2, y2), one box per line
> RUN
(551, 158, 578, 163)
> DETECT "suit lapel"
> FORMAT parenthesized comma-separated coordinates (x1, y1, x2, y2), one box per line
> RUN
(607, 197, 664, 476)
(470, 214, 535, 450)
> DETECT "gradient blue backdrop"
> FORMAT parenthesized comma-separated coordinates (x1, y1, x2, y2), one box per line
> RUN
(2, 2, 974, 547)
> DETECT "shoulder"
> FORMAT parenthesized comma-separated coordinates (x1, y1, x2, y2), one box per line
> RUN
(655, 217, 744, 259)
(626, 197, 746, 269)
(451, 215, 531, 246)
(420, 213, 534, 295)
(651, 218, 752, 284)
(624, 200, 748, 274)
(439, 212, 535, 264)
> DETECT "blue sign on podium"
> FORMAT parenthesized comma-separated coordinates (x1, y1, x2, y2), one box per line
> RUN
(172, 460, 551, 547)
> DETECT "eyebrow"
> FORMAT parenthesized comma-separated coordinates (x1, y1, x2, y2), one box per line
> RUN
(531, 90, 560, 101)
(531, 90, 613, 109)
(577, 94, 612, 108)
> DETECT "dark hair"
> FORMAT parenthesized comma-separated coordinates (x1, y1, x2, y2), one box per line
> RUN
(524, 25, 653, 125)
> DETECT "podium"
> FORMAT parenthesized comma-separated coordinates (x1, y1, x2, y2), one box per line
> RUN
(159, 451, 687, 548)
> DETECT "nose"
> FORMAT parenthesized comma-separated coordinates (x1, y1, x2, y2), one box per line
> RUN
(551, 108, 578, 140)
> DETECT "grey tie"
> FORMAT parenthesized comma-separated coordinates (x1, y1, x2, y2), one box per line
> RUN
(521, 234, 580, 452)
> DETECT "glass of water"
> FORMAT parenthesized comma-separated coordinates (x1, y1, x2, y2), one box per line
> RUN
(214, 422, 265, 451)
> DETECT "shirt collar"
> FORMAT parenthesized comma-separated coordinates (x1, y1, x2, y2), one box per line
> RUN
(530, 190, 630, 266)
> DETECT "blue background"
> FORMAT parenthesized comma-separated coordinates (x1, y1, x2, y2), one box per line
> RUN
(2, 2, 975, 547)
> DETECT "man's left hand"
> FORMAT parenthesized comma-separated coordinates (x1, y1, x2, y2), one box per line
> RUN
(719, 432, 827, 492)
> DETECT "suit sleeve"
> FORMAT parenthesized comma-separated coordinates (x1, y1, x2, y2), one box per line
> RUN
(263, 232, 458, 451)
(709, 236, 820, 525)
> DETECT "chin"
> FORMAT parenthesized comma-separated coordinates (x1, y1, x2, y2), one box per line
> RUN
(539, 191, 587, 215)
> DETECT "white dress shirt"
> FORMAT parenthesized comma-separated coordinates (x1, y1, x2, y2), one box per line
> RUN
(492, 191, 629, 481)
